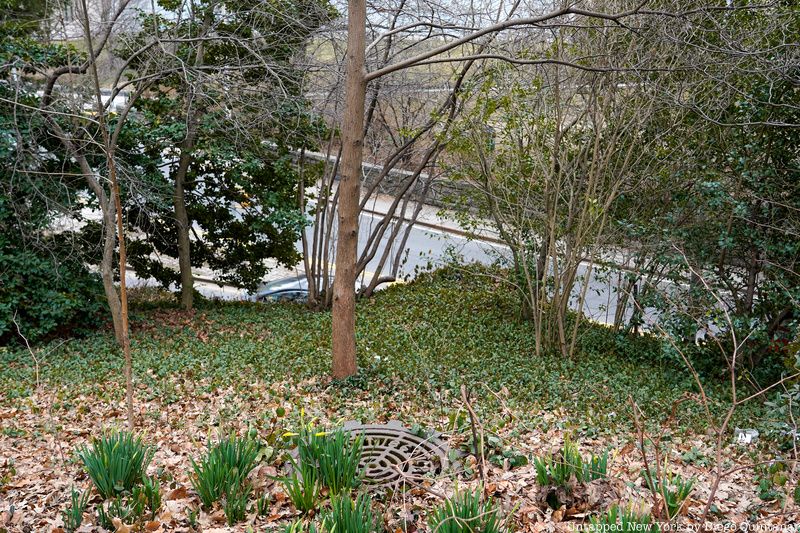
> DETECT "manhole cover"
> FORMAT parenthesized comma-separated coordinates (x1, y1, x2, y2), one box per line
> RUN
(342, 420, 450, 489)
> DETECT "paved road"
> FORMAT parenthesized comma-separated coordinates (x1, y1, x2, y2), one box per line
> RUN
(306, 210, 642, 325)
(128, 208, 643, 325)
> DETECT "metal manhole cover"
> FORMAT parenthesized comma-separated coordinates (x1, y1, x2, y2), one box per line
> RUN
(343, 420, 450, 489)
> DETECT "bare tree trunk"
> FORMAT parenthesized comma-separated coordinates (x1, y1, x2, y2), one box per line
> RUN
(331, 0, 366, 379)
(81, 169, 125, 343)
(174, 145, 196, 310)
(101, 204, 124, 341)
(80, 0, 135, 428)
(172, 20, 210, 311)
(110, 157, 134, 431)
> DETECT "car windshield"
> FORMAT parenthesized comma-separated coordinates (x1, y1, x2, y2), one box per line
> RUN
(258, 276, 307, 292)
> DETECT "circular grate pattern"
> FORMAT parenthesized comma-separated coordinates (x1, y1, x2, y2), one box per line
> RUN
(343, 420, 450, 489)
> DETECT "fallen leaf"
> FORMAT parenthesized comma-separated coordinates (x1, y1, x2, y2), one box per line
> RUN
(167, 486, 188, 500)
(112, 517, 131, 533)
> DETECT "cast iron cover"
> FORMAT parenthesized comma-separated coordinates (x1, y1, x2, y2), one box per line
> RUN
(342, 420, 450, 489)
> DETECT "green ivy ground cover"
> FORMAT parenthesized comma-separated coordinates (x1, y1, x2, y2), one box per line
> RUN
(0, 268, 763, 435)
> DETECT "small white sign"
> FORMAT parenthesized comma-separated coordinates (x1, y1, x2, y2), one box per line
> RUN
(734, 428, 759, 445)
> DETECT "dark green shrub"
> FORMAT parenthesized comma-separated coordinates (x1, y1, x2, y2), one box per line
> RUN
(62, 487, 90, 533)
(320, 493, 378, 533)
(590, 505, 659, 532)
(427, 488, 509, 533)
(0, 178, 104, 346)
(78, 431, 154, 499)
(0, 246, 104, 345)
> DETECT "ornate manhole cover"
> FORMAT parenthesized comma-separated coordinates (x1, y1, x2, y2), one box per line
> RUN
(342, 420, 450, 489)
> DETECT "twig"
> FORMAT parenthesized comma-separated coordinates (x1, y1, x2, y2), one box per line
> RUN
(10, 314, 68, 465)
(12, 313, 39, 390)
(393, 464, 447, 500)
(461, 384, 486, 486)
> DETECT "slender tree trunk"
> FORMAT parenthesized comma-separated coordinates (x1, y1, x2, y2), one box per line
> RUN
(331, 0, 367, 379)
(174, 149, 195, 310)
(743, 249, 759, 314)
(109, 157, 134, 431)
(49, 127, 125, 345)
(80, 0, 134, 428)
(173, 24, 209, 311)
(70, 153, 125, 341)
(100, 199, 124, 342)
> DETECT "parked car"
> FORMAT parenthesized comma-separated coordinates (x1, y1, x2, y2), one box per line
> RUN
(251, 275, 403, 303)
(251, 276, 309, 303)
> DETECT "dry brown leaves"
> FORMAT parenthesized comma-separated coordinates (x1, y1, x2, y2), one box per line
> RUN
(0, 379, 795, 532)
